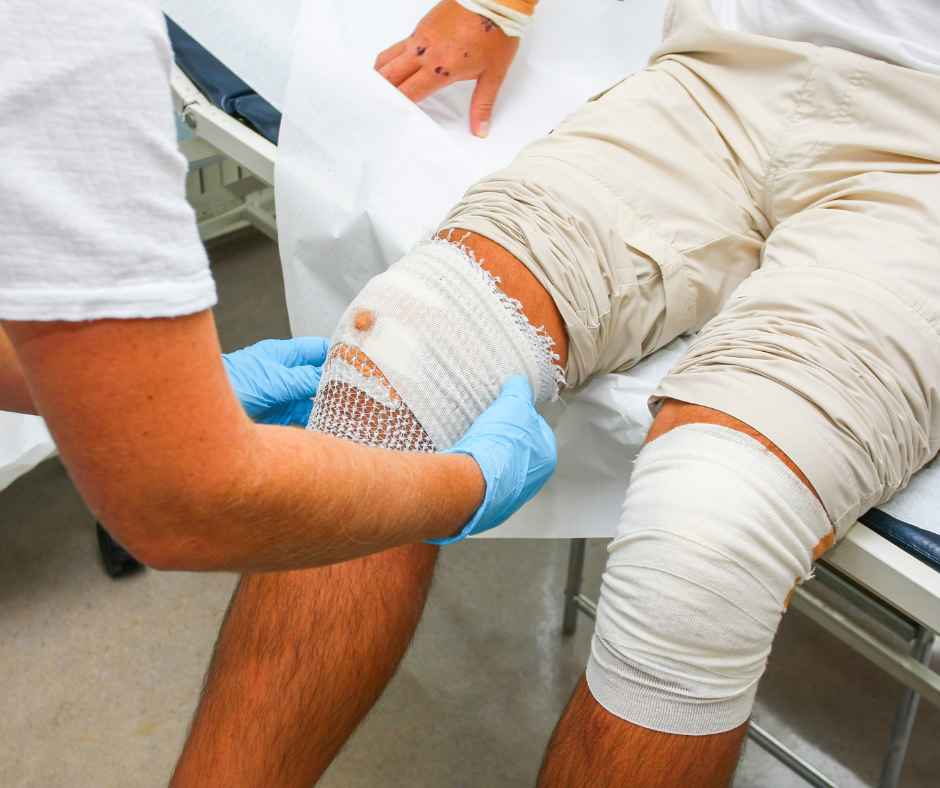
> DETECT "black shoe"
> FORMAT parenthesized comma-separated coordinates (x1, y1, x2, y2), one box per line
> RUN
(96, 522, 143, 578)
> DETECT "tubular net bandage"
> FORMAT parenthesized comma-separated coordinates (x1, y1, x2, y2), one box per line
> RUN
(308, 237, 564, 451)
(453, 0, 535, 37)
(309, 344, 436, 452)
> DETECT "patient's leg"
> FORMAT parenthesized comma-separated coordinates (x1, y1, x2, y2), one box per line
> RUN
(536, 401, 832, 787)
(457, 232, 568, 369)
(170, 544, 439, 788)
(171, 234, 566, 788)
(309, 233, 566, 457)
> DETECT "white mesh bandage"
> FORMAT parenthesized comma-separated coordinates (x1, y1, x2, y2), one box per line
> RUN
(588, 424, 833, 735)
(454, 0, 535, 37)
(308, 238, 563, 451)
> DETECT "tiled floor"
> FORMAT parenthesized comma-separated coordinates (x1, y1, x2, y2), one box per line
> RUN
(1, 230, 937, 787)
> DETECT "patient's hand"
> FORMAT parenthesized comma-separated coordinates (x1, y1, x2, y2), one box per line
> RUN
(375, 0, 520, 138)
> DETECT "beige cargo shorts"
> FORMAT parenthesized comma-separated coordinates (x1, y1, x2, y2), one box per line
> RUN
(441, 0, 940, 536)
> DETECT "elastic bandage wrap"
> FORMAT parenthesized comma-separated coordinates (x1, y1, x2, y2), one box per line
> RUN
(308, 237, 563, 453)
(588, 424, 833, 736)
(454, 0, 535, 37)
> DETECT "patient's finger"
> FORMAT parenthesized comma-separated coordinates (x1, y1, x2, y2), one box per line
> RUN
(378, 54, 422, 88)
(398, 67, 456, 104)
(470, 66, 509, 138)
(375, 39, 407, 71)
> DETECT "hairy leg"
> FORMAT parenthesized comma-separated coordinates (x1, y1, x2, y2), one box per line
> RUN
(170, 544, 438, 788)
(541, 677, 747, 788)
(537, 400, 828, 788)
(172, 234, 568, 787)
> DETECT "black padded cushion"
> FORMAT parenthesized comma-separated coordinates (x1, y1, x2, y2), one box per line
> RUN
(859, 508, 940, 574)
(231, 94, 281, 145)
(165, 16, 281, 145)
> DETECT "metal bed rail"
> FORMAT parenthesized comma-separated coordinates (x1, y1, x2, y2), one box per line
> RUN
(171, 65, 278, 244)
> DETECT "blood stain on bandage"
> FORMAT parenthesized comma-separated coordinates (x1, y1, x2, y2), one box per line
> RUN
(355, 309, 374, 332)
(416, 46, 427, 56)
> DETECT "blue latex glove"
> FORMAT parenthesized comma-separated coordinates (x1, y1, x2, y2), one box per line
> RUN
(428, 376, 558, 545)
(222, 337, 330, 426)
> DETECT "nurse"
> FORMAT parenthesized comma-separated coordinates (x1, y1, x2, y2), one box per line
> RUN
(0, 0, 555, 572)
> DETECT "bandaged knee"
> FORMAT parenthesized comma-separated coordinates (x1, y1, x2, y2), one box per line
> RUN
(308, 237, 563, 451)
(588, 423, 833, 735)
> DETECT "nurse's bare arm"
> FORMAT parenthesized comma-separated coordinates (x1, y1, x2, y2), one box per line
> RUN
(3, 310, 484, 572)
(0, 324, 37, 415)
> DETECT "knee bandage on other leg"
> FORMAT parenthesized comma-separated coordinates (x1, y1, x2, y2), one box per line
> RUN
(308, 238, 563, 451)
(588, 424, 833, 735)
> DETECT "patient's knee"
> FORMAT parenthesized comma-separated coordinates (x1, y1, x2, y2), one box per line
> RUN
(308, 237, 564, 452)
(588, 423, 833, 735)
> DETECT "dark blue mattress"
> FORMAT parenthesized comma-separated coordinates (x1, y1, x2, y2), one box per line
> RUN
(859, 509, 940, 575)
(165, 16, 281, 145)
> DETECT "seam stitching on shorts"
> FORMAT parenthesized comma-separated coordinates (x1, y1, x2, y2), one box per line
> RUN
(775, 57, 871, 183)
(763, 51, 823, 223)
(755, 262, 940, 347)
(680, 229, 737, 258)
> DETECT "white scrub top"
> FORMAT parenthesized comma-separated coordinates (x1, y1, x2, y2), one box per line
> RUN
(0, 0, 216, 321)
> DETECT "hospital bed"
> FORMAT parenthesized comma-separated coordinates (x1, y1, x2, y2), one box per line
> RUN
(163, 5, 940, 786)
(168, 18, 279, 244)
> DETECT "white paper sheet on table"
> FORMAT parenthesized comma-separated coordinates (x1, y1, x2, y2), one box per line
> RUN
(275, 0, 672, 538)
(0, 412, 55, 494)
(878, 464, 940, 537)
(275, 0, 672, 343)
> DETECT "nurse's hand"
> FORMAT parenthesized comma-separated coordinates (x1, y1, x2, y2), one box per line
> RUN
(375, 0, 520, 138)
(222, 337, 330, 426)
(428, 376, 557, 544)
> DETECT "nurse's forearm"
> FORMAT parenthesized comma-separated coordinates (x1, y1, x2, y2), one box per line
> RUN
(3, 311, 483, 572)
(0, 325, 38, 415)
(125, 427, 484, 572)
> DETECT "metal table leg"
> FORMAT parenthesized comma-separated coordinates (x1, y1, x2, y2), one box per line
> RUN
(747, 722, 842, 788)
(563, 538, 587, 635)
(96, 521, 143, 578)
(877, 625, 936, 788)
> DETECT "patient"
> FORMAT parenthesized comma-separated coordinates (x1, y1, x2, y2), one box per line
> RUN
(171, 0, 940, 785)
